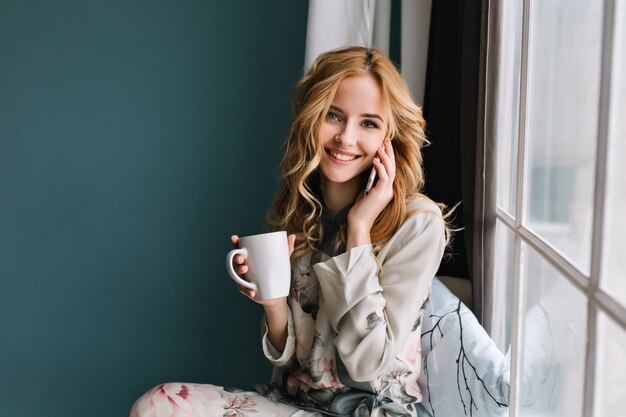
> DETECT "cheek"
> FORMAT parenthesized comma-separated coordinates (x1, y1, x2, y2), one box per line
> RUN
(319, 123, 336, 143)
(363, 134, 386, 155)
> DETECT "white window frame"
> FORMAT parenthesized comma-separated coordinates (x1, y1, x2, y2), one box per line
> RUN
(492, 0, 626, 415)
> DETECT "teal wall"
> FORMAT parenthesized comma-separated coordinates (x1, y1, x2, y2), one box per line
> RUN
(0, 1, 308, 416)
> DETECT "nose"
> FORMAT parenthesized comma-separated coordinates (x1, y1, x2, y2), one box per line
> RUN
(334, 123, 357, 146)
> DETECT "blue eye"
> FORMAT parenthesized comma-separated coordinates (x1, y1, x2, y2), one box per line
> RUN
(326, 111, 340, 121)
(363, 120, 378, 129)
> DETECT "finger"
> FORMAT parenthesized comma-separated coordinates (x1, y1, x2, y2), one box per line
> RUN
(238, 286, 255, 299)
(287, 234, 296, 256)
(377, 144, 394, 171)
(377, 146, 395, 181)
(234, 254, 245, 265)
(238, 284, 251, 295)
(385, 140, 396, 168)
(236, 264, 248, 275)
(378, 143, 390, 160)
(230, 235, 239, 248)
(373, 154, 389, 183)
(385, 141, 396, 172)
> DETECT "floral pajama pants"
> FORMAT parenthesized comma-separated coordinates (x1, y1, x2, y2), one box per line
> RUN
(129, 383, 323, 417)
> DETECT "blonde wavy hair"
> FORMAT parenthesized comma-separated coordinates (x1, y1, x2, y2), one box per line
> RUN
(268, 46, 451, 257)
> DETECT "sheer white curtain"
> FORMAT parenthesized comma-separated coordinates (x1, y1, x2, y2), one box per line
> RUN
(304, 0, 385, 71)
(304, 0, 432, 106)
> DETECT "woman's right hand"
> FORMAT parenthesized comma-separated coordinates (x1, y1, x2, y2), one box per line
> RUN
(230, 234, 296, 307)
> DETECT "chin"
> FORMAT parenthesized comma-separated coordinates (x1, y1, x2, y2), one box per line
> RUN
(320, 165, 364, 185)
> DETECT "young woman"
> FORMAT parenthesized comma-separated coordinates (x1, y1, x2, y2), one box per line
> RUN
(130, 46, 450, 417)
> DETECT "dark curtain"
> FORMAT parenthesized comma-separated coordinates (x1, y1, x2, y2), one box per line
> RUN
(422, 0, 491, 322)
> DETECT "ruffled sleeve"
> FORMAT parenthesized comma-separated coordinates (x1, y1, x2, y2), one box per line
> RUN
(313, 202, 446, 382)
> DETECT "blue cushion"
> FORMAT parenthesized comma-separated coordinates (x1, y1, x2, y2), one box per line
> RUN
(416, 278, 510, 417)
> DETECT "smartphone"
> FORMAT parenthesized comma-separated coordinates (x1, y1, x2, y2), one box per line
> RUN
(364, 158, 379, 195)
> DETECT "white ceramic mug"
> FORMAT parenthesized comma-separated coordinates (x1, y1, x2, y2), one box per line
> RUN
(225, 231, 291, 301)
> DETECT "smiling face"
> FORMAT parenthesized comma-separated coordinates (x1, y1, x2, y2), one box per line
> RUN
(318, 75, 388, 191)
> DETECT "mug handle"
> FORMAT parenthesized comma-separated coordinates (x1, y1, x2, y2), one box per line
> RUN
(225, 248, 258, 291)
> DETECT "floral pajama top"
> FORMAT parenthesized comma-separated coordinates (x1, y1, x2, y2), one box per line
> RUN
(257, 198, 446, 417)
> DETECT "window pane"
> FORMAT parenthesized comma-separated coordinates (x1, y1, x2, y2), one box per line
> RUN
(489, 220, 515, 351)
(496, 0, 523, 216)
(601, 0, 626, 307)
(518, 245, 587, 417)
(593, 311, 626, 417)
(523, 0, 603, 274)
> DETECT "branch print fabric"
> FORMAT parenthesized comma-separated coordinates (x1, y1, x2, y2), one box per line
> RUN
(417, 279, 510, 417)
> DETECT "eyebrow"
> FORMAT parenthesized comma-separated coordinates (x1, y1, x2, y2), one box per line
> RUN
(330, 105, 384, 123)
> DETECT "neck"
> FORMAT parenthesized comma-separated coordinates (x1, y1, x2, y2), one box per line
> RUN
(320, 175, 361, 216)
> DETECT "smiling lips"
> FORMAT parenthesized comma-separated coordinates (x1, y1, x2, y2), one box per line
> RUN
(326, 148, 360, 162)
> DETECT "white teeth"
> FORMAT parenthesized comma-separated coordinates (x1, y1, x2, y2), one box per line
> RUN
(330, 151, 356, 161)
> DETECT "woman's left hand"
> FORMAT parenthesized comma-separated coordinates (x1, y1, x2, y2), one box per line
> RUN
(346, 141, 396, 248)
